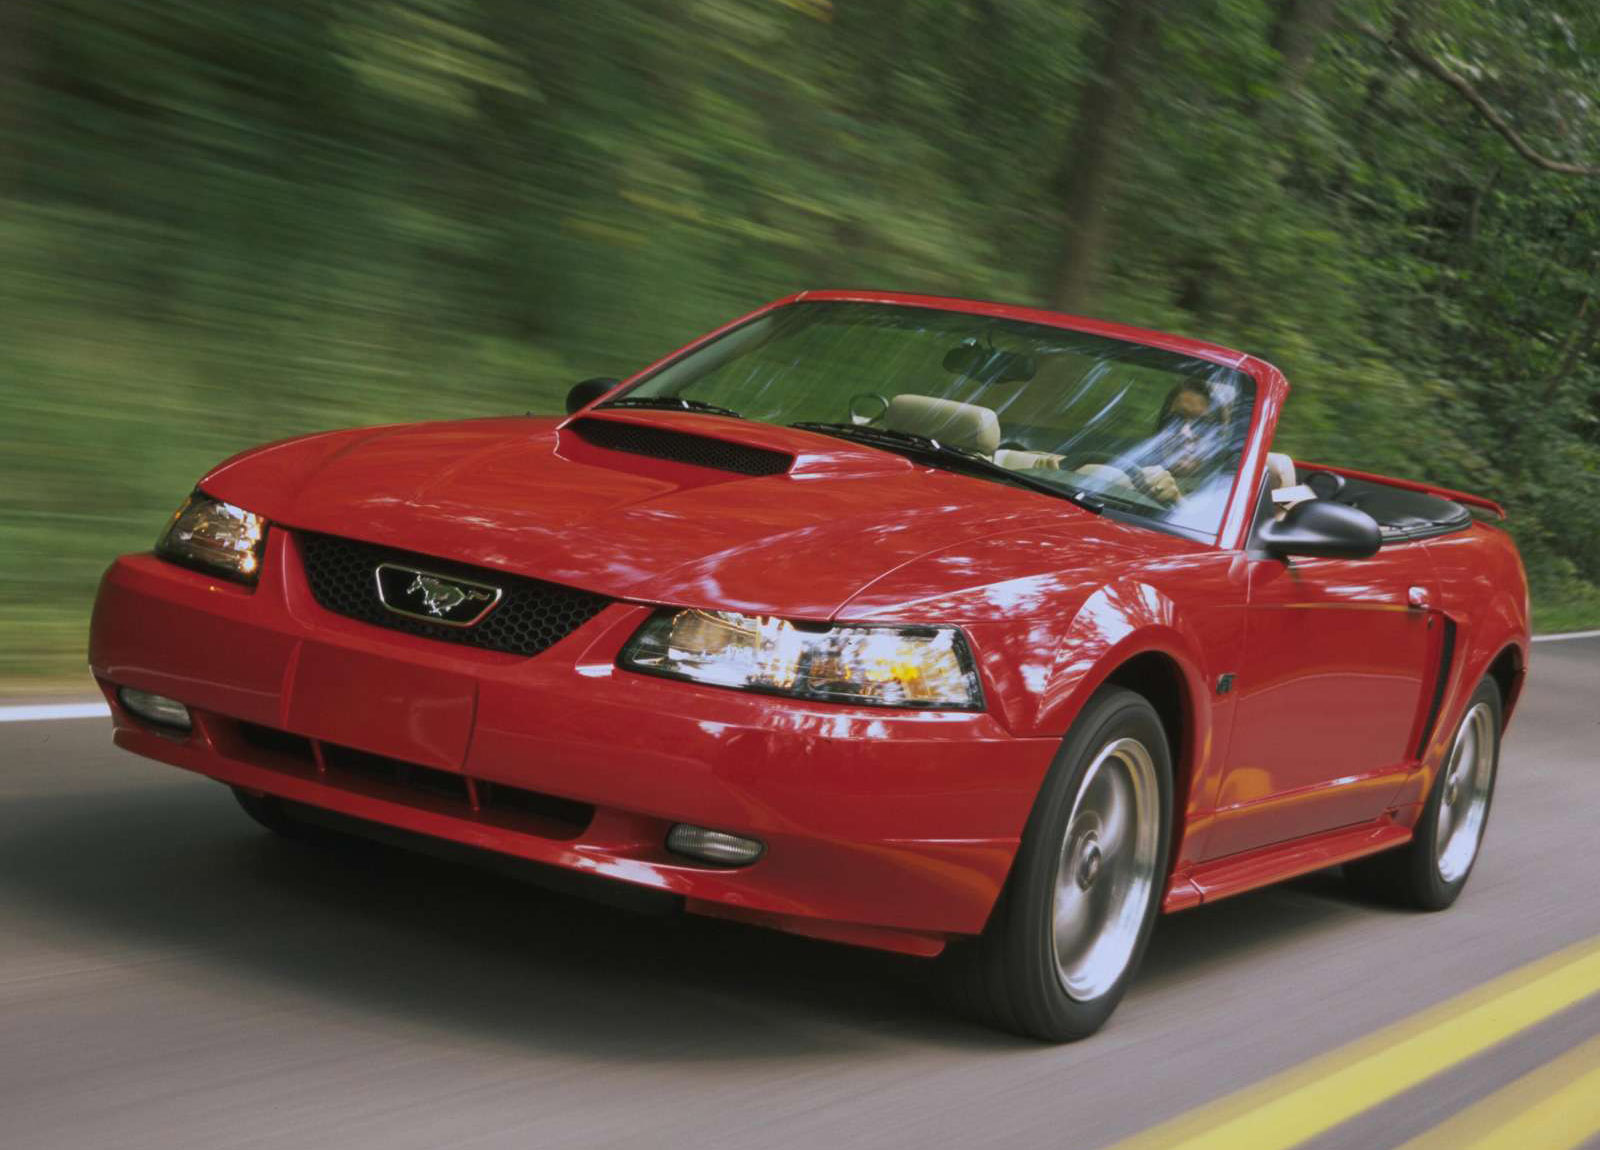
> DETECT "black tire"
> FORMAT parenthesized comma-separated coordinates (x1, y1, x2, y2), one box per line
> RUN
(1346, 676, 1502, 910)
(231, 787, 336, 846)
(940, 686, 1173, 1041)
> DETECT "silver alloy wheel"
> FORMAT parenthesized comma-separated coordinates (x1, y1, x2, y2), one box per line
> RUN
(1052, 736, 1161, 1001)
(1434, 701, 1496, 884)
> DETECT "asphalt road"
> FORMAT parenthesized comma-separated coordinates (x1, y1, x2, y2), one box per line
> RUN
(3, 639, 1598, 1150)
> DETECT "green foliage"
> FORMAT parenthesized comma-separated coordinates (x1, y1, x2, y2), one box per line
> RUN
(3, 0, 1599, 680)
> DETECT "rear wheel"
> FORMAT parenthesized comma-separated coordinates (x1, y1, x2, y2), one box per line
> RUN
(942, 686, 1172, 1041)
(1346, 676, 1502, 910)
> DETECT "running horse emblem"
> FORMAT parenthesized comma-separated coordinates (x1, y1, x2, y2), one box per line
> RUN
(408, 573, 496, 618)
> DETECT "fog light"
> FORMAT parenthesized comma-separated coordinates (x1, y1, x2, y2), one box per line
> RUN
(118, 687, 192, 731)
(666, 824, 765, 866)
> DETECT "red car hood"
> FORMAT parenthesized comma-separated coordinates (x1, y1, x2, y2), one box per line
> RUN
(202, 412, 1168, 620)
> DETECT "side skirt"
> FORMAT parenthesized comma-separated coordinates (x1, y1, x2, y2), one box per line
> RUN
(1161, 817, 1414, 911)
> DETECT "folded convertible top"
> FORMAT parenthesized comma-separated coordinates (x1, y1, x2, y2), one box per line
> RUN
(1294, 461, 1506, 520)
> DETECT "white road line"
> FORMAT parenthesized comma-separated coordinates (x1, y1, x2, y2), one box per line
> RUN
(1531, 629, 1600, 643)
(0, 702, 110, 724)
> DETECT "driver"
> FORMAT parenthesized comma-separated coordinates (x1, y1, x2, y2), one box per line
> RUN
(1060, 378, 1223, 506)
(1146, 379, 1222, 496)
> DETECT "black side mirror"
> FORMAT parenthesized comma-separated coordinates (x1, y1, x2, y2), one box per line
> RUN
(1258, 499, 1381, 560)
(566, 377, 620, 414)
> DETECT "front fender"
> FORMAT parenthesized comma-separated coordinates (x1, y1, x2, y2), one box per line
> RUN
(966, 573, 1245, 878)
(970, 574, 1240, 740)
(1037, 581, 1212, 736)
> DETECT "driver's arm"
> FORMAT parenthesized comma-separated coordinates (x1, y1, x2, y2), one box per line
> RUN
(993, 447, 1068, 471)
(1073, 463, 1182, 505)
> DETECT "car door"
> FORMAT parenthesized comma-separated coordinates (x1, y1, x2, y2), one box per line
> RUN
(1202, 539, 1441, 859)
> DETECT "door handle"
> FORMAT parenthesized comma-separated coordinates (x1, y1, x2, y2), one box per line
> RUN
(1407, 586, 1430, 609)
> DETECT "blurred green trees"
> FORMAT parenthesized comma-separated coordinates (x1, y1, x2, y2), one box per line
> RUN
(3, 0, 1599, 679)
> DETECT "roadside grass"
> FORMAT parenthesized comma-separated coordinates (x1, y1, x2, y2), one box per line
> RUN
(1, 305, 581, 695)
(1530, 596, 1600, 637)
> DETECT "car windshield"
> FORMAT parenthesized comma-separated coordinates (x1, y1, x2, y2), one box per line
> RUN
(607, 301, 1255, 539)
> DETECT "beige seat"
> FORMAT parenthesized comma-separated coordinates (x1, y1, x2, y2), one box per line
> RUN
(1265, 451, 1316, 516)
(883, 394, 1001, 456)
(1265, 452, 1296, 492)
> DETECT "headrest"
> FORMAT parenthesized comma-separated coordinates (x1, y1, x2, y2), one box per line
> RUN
(1265, 452, 1296, 492)
(1265, 452, 1317, 511)
(883, 394, 1001, 455)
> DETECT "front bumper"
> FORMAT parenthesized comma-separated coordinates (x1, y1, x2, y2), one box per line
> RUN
(89, 530, 1058, 956)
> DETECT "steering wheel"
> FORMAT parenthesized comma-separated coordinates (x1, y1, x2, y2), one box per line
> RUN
(1118, 464, 1168, 504)
(1062, 451, 1168, 504)
(848, 392, 889, 426)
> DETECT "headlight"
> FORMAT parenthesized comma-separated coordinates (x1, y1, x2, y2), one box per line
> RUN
(156, 492, 267, 583)
(619, 608, 984, 710)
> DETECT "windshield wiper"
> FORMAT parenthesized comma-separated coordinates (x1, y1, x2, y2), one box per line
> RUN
(599, 395, 744, 419)
(788, 422, 1104, 513)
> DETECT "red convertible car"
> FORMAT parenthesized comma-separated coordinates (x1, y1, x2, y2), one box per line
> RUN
(89, 291, 1528, 1040)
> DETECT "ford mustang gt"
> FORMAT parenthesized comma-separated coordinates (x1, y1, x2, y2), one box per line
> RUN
(89, 291, 1529, 1040)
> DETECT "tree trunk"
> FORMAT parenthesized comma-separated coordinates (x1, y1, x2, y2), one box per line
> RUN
(0, 0, 37, 196)
(1268, 0, 1339, 97)
(1351, 0, 1432, 153)
(1050, 0, 1159, 315)
(1461, 165, 1499, 256)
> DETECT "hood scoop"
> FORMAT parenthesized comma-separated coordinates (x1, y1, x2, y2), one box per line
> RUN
(567, 416, 794, 476)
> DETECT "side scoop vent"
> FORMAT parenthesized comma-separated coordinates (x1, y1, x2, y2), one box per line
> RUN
(568, 417, 793, 477)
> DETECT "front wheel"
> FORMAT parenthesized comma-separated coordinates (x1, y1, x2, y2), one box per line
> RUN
(231, 787, 345, 847)
(942, 686, 1172, 1041)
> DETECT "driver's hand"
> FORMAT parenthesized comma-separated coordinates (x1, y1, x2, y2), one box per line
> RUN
(1139, 466, 1181, 504)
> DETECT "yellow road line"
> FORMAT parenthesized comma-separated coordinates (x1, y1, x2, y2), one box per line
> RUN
(1396, 1031, 1600, 1150)
(1104, 935, 1600, 1150)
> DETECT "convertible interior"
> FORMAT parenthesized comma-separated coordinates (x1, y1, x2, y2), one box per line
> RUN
(875, 393, 1472, 544)
(878, 393, 1085, 472)
(1263, 452, 1472, 542)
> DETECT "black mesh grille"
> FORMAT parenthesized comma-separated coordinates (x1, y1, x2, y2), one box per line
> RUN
(298, 533, 610, 657)
(232, 721, 595, 837)
(570, 417, 792, 476)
